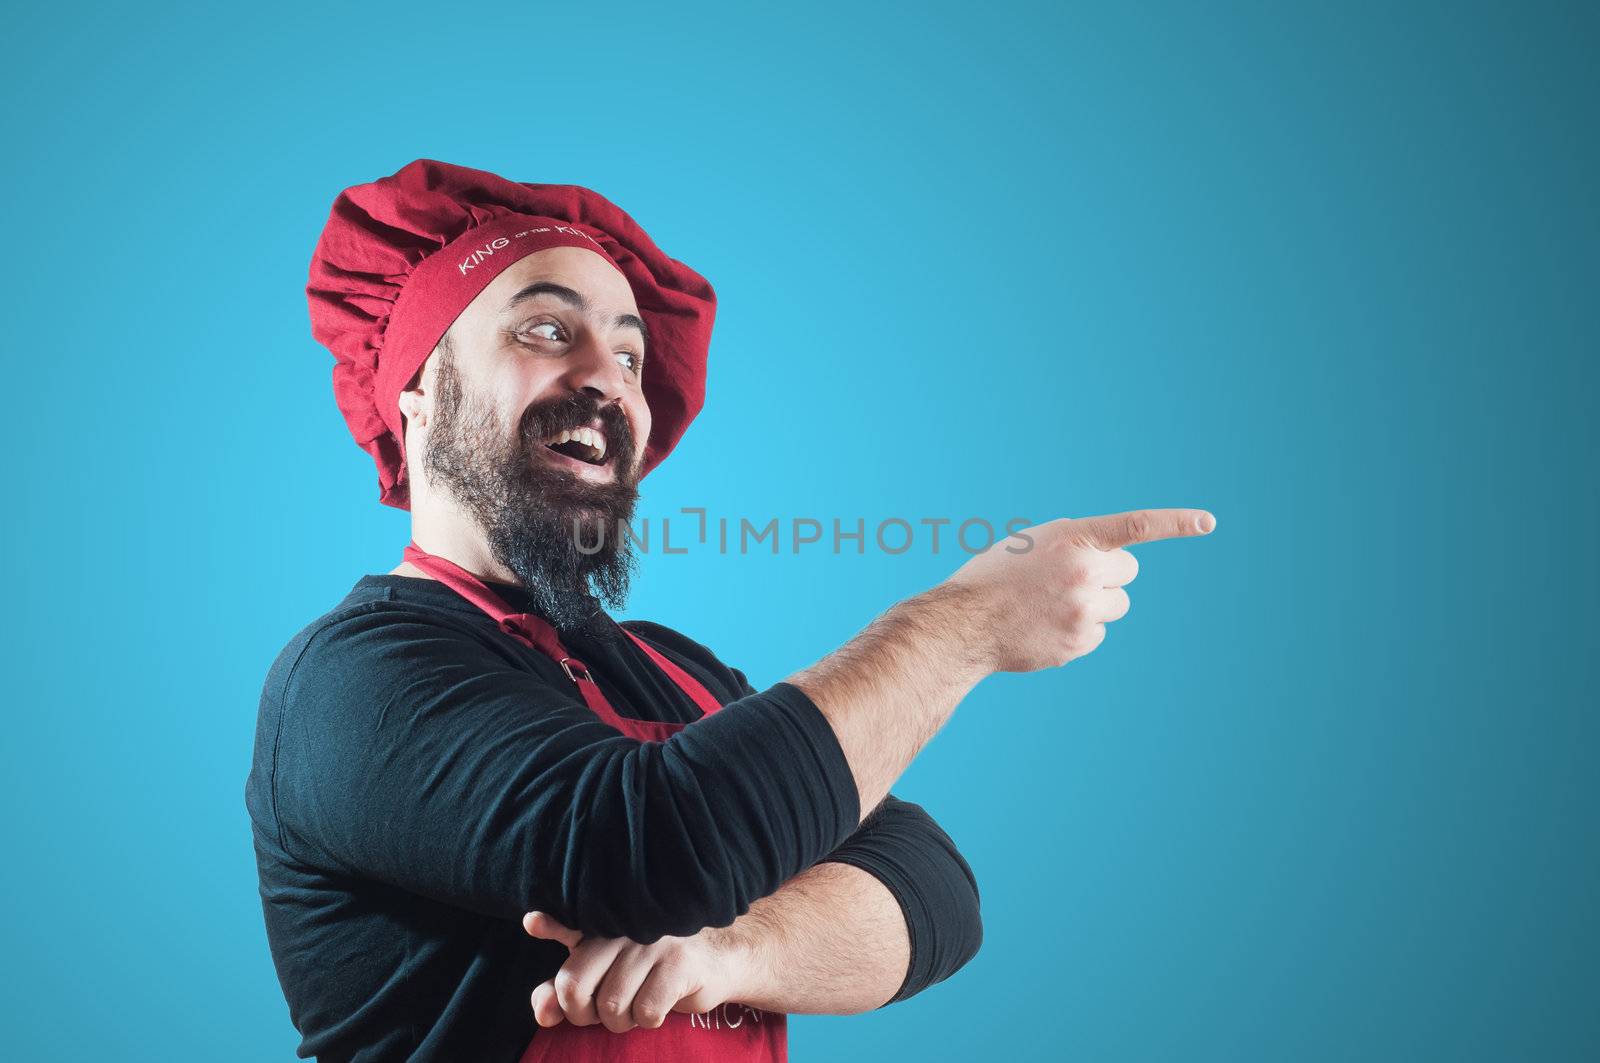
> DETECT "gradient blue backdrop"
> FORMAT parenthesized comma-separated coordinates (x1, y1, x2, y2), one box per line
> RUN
(3, 2, 1595, 1060)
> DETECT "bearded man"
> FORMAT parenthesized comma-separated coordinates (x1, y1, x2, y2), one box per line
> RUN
(246, 159, 1214, 1062)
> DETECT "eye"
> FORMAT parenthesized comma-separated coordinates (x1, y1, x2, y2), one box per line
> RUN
(615, 350, 644, 375)
(519, 320, 567, 343)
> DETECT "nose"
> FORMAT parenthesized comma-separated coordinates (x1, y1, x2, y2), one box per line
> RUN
(557, 330, 629, 404)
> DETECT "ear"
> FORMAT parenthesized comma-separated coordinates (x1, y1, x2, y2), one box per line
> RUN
(399, 386, 428, 429)
(400, 337, 450, 431)
(399, 358, 432, 430)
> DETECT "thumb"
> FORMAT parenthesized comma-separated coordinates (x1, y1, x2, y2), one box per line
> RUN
(522, 910, 584, 949)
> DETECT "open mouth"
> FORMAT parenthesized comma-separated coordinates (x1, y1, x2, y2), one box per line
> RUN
(542, 425, 610, 468)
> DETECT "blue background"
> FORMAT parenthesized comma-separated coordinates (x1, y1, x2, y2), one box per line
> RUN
(3, 2, 1595, 1059)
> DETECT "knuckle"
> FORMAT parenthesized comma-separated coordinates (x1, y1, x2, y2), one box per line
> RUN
(1063, 553, 1094, 586)
(1068, 628, 1101, 658)
(1047, 521, 1079, 549)
(636, 1001, 667, 1027)
(1062, 597, 1088, 626)
(1125, 513, 1152, 543)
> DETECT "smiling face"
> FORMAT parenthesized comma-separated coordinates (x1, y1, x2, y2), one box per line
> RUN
(400, 245, 653, 632)
(430, 244, 653, 484)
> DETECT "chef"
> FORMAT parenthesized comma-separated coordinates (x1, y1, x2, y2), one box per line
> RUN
(247, 158, 1213, 1062)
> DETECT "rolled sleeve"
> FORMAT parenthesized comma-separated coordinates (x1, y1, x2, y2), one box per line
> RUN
(819, 795, 983, 1004)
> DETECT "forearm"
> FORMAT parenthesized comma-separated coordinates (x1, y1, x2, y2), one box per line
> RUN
(790, 508, 1216, 822)
(820, 796, 983, 1004)
(787, 583, 991, 820)
(712, 860, 910, 1014)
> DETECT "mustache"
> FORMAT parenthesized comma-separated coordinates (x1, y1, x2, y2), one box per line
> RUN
(517, 393, 638, 471)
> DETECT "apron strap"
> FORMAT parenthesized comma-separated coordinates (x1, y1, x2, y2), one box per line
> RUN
(401, 542, 724, 729)
(622, 630, 724, 716)
(402, 543, 572, 661)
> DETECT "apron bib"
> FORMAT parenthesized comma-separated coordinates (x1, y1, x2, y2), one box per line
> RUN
(401, 544, 788, 1063)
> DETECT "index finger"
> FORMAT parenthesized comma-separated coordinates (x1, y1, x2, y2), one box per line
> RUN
(1071, 508, 1216, 550)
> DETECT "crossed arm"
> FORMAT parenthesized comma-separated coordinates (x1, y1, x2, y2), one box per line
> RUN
(269, 611, 981, 1031)
(524, 795, 983, 1030)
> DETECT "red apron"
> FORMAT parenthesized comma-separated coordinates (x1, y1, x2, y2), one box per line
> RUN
(401, 543, 788, 1063)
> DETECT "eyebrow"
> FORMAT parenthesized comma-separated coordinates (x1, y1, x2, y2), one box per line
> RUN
(503, 281, 650, 352)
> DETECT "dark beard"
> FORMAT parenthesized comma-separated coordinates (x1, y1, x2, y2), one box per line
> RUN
(420, 343, 641, 639)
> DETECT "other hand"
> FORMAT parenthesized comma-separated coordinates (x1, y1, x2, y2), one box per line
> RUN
(522, 911, 749, 1033)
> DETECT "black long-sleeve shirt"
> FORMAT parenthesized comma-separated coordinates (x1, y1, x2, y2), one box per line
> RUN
(246, 573, 982, 1061)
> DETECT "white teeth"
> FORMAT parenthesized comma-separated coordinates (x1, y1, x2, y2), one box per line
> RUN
(544, 425, 608, 463)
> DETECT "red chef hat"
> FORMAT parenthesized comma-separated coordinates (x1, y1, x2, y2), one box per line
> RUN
(307, 158, 717, 509)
